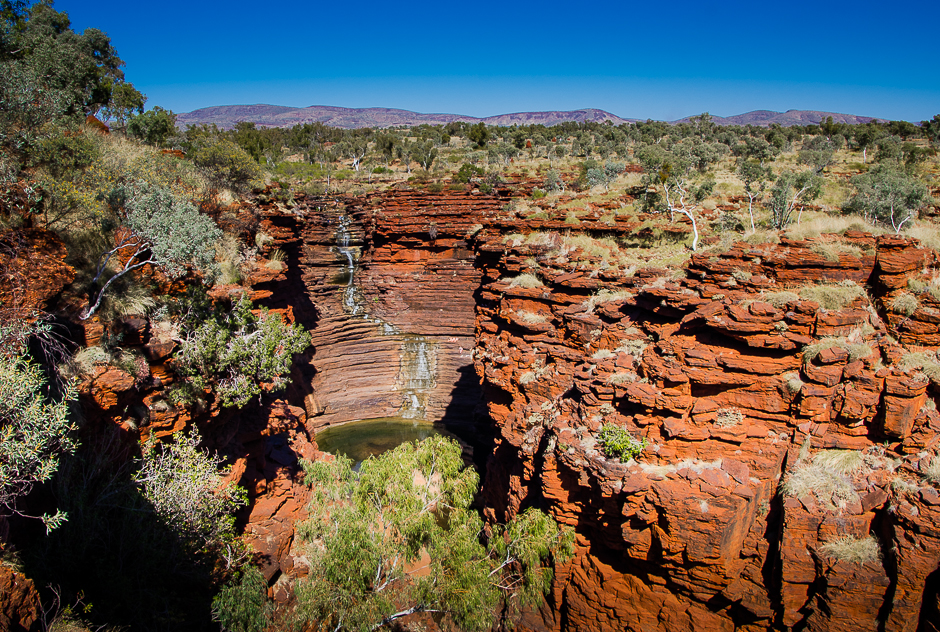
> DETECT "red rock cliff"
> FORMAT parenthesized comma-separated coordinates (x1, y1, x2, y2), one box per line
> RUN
(472, 229, 940, 631)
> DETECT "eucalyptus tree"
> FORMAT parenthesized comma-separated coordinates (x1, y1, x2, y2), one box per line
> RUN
(296, 436, 573, 632)
(847, 165, 929, 233)
(410, 139, 437, 171)
(635, 144, 703, 250)
(922, 114, 940, 146)
(852, 123, 884, 163)
(81, 180, 222, 320)
(736, 158, 772, 231)
(768, 170, 823, 228)
(876, 135, 903, 164)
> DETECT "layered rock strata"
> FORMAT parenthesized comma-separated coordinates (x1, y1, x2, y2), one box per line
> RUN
(293, 188, 503, 431)
(472, 230, 940, 631)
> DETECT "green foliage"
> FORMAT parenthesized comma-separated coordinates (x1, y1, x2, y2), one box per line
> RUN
(598, 424, 646, 461)
(124, 180, 221, 279)
(544, 168, 563, 192)
(769, 169, 823, 228)
(127, 106, 177, 147)
(923, 114, 940, 146)
(467, 122, 490, 149)
(0, 59, 70, 169)
(34, 126, 99, 178)
(454, 162, 484, 183)
(26, 424, 237, 630)
(81, 179, 222, 319)
(1, 2, 126, 116)
(296, 436, 572, 632)
(190, 135, 262, 191)
(0, 320, 77, 530)
(847, 165, 929, 233)
(798, 135, 836, 172)
(172, 293, 310, 408)
(212, 566, 273, 632)
(135, 428, 246, 549)
(101, 81, 146, 131)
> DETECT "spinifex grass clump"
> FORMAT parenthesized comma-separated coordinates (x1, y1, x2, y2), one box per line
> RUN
(818, 535, 882, 564)
(783, 449, 867, 511)
(505, 273, 544, 289)
(802, 336, 872, 365)
(798, 280, 867, 310)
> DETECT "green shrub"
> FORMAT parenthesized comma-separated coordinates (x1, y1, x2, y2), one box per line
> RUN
(544, 169, 563, 192)
(83, 179, 223, 319)
(598, 424, 646, 461)
(454, 162, 484, 183)
(212, 567, 272, 632)
(127, 106, 178, 147)
(136, 428, 246, 548)
(296, 437, 573, 632)
(190, 136, 262, 191)
(0, 321, 78, 530)
(172, 293, 310, 408)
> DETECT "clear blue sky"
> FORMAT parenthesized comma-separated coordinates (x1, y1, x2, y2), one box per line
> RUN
(58, 0, 939, 122)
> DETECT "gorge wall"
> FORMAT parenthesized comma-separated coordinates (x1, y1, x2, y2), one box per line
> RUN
(288, 188, 503, 431)
(255, 189, 940, 630)
(470, 228, 940, 631)
(20, 185, 940, 630)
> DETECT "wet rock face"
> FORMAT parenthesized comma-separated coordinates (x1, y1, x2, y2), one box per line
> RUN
(294, 189, 503, 430)
(473, 233, 940, 631)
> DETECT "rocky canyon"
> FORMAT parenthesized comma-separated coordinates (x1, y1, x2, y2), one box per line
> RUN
(5, 182, 940, 632)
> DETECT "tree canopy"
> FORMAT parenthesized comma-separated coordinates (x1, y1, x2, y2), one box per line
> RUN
(296, 436, 573, 632)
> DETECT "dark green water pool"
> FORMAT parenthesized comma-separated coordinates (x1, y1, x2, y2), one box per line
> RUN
(314, 417, 456, 466)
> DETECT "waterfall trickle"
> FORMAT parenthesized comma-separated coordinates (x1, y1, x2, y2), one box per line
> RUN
(399, 335, 436, 419)
(335, 215, 362, 316)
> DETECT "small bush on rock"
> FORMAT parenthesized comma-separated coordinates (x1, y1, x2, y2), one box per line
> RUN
(598, 424, 646, 461)
(135, 428, 246, 549)
(172, 292, 310, 408)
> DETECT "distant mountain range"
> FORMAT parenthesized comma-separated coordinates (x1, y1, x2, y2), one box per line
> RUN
(175, 104, 884, 130)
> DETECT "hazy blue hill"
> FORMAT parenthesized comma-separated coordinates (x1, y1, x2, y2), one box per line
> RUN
(175, 104, 885, 130)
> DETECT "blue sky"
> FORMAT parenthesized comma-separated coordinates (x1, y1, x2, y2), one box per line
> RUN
(58, 0, 939, 122)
